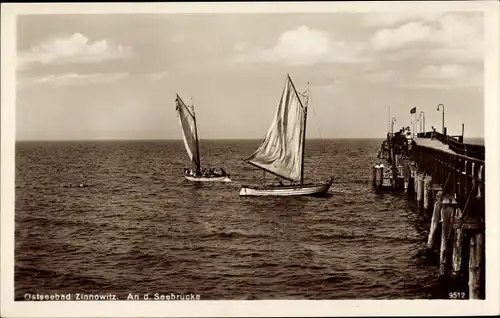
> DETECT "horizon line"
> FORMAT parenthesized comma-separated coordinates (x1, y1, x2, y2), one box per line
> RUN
(16, 136, 485, 142)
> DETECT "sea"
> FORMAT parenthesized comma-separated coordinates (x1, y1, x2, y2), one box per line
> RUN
(15, 138, 475, 300)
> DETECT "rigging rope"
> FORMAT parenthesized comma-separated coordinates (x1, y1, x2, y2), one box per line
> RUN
(301, 84, 325, 170)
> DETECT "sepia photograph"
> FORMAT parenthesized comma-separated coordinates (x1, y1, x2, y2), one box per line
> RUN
(1, 1, 499, 317)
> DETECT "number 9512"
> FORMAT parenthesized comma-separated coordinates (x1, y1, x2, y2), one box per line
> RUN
(449, 292, 466, 299)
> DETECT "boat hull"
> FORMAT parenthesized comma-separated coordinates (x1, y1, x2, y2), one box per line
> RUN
(239, 180, 332, 197)
(185, 175, 231, 182)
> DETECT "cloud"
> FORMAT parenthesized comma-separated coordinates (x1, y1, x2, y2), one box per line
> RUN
(362, 11, 445, 27)
(400, 64, 482, 89)
(146, 71, 169, 81)
(364, 70, 398, 83)
(403, 81, 481, 90)
(420, 64, 468, 79)
(369, 13, 483, 62)
(233, 25, 370, 66)
(18, 33, 133, 70)
(170, 34, 185, 43)
(17, 72, 129, 88)
(370, 22, 432, 51)
(428, 14, 483, 61)
(233, 42, 249, 52)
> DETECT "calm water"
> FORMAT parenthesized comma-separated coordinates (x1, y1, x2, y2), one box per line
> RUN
(15, 139, 439, 300)
(463, 138, 484, 146)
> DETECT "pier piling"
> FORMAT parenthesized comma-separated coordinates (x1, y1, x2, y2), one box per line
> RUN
(403, 159, 410, 193)
(407, 163, 416, 196)
(423, 175, 432, 218)
(412, 166, 418, 200)
(372, 165, 377, 187)
(416, 173, 422, 208)
(427, 190, 443, 250)
(469, 232, 484, 299)
(375, 165, 383, 188)
(438, 196, 455, 277)
(451, 206, 465, 278)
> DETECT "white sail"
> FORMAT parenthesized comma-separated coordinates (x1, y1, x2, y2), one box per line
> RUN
(175, 94, 200, 171)
(245, 75, 306, 183)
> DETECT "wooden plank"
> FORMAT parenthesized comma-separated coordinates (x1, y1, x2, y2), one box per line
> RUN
(454, 157, 459, 197)
(469, 232, 484, 299)
(427, 190, 443, 249)
(479, 165, 484, 200)
(432, 184, 443, 192)
(439, 198, 455, 277)
(423, 175, 432, 211)
(452, 206, 464, 277)
(454, 221, 481, 230)
(416, 173, 423, 205)
(414, 137, 457, 154)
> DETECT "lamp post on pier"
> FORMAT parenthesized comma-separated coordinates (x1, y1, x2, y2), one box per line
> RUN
(391, 117, 396, 134)
(419, 111, 425, 134)
(437, 104, 445, 135)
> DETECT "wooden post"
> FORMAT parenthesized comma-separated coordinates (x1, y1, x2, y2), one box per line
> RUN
(439, 196, 455, 277)
(376, 165, 383, 188)
(412, 169, 418, 201)
(372, 165, 377, 187)
(403, 159, 410, 193)
(452, 206, 464, 278)
(427, 190, 443, 249)
(413, 167, 419, 200)
(391, 145, 398, 189)
(416, 173, 424, 210)
(414, 172, 420, 201)
(407, 164, 415, 197)
(469, 232, 484, 299)
(419, 173, 425, 205)
(423, 175, 432, 218)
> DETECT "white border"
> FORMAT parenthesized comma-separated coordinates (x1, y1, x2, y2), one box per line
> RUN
(1, 2, 499, 317)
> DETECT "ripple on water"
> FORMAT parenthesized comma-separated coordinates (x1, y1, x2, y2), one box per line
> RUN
(15, 139, 438, 299)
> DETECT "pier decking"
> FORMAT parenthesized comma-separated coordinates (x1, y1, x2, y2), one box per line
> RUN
(373, 131, 485, 299)
(413, 137, 458, 155)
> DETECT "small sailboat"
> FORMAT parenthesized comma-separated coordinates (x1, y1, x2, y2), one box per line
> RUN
(239, 74, 333, 196)
(175, 94, 231, 182)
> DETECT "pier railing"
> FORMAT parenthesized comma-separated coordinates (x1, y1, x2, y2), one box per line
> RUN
(416, 131, 462, 143)
(411, 140, 485, 224)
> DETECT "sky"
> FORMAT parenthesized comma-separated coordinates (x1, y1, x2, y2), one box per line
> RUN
(15, 12, 484, 140)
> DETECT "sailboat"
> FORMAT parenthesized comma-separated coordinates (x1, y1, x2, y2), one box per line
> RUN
(175, 94, 231, 182)
(239, 74, 333, 196)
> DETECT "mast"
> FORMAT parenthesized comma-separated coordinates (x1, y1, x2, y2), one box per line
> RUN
(288, 74, 308, 186)
(300, 89, 308, 186)
(388, 105, 391, 134)
(190, 97, 201, 174)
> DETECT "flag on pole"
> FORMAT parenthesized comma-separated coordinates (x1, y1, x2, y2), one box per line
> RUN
(410, 107, 416, 114)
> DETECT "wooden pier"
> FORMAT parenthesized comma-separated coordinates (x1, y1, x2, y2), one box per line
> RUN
(374, 130, 485, 299)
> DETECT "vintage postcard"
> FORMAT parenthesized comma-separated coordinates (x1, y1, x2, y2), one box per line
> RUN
(1, 1, 499, 317)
